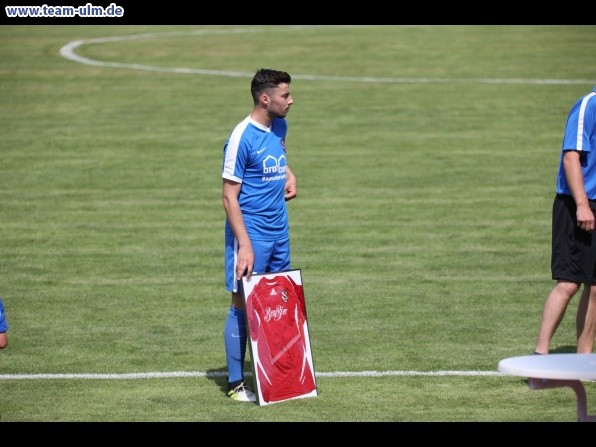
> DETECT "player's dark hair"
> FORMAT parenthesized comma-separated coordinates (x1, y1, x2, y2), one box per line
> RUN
(251, 68, 291, 104)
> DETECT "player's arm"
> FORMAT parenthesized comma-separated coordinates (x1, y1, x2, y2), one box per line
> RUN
(285, 165, 297, 201)
(0, 299, 7, 349)
(222, 178, 254, 280)
(563, 150, 595, 232)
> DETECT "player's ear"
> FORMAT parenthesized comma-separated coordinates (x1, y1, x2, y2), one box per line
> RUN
(260, 91, 270, 106)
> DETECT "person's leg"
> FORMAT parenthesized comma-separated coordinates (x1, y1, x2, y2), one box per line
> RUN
(0, 298, 7, 349)
(224, 292, 248, 387)
(578, 199, 596, 353)
(534, 280, 581, 354)
(576, 284, 596, 353)
(541, 195, 589, 354)
(224, 233, 248, 389)
(223, 291, 256, 401)
(223, 236, 272, 393)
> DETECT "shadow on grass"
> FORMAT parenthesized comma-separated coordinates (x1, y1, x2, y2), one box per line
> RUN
(551, 345, 577, 354)
(206, 362, 255, 397)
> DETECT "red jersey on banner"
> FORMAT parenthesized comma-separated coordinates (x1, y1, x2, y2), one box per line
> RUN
(244, 271, 317, 404)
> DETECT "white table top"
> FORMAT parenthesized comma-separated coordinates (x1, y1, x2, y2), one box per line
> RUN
(499, 353, 596, 381)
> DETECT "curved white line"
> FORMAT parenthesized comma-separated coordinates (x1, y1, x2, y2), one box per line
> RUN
(58, 27, 596, 86)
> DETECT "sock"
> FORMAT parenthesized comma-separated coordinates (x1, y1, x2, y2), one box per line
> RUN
(224, 306, 247, 388)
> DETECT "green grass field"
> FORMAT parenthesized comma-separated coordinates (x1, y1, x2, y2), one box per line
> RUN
(1, 25, 596, 422)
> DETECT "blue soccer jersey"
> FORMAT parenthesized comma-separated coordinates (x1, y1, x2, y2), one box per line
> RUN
(222, 116, 289, 240)
(0, 297, 7, 333)
(556, 86, 596, 199)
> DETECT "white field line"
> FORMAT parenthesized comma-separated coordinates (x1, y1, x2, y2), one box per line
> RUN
(58, 27, 595, 86)
(0, 370, 503, 380)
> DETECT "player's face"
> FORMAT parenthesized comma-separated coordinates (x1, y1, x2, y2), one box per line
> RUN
(266, 83, 293, 118)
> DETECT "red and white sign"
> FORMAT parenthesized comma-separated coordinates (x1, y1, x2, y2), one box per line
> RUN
(242, 269, 318, 405)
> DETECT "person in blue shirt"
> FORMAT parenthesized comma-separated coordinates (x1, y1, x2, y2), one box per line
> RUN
(0, 296, 9, 349)
(221, 68, 297, 401)
(534, 85, 596, 355)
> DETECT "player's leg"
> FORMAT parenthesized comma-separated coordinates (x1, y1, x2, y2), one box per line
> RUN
(577, 209, 596, 353)
(224, 234, 252, 398)
(576, 285, 596, 353)
(227, 238, 273, 379)
(223, 236, 272, 401)
(535, 195, 585, 354)
(0, 297, 7, 349)
(535, 280, 580, 354)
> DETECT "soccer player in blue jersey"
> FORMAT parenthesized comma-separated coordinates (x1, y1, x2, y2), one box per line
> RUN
(0, 296, 9, 349)
(534, 85, 596, 355)
(221, 68, 297, 401)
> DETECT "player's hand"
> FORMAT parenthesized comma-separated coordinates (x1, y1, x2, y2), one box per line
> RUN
(285, 171, 297, 201)
(576, 204, 595, 233)
(235, 246, 254, 281)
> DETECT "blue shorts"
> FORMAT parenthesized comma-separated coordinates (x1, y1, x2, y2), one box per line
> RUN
(225, 234, 290, 293)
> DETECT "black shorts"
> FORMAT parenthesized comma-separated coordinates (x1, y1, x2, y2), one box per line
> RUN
(551, 194, 596, 283)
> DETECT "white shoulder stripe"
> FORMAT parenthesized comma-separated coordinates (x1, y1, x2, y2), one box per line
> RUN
(577, 92, 596, 151)
(222, 117, 250, 180)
